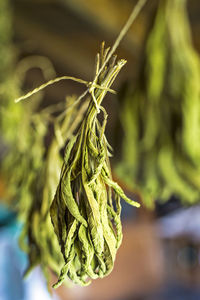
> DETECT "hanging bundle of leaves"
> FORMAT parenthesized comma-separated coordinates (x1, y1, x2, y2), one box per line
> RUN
(18, 129, 64, 286)
(0, 0, 67, 282)
(18, 96, 90, 287)
(116, 0, 200, 207)
(50, 44, 140, 287)
(0, 0, 56, 206)
(0, 0, 23, 145)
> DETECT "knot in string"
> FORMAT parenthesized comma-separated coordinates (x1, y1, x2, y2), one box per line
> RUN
(87, 81, 116, 114)
(88, 81, 100, 114)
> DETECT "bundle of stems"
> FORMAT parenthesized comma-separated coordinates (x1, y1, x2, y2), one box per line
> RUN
(0, 1, 57, 205)
(0, 0, 23, 145)
(2, 58, 58, 208)
(116, 0, 200, 207)
(18, 96, 91, 288)
(0, 0, 66, 286)
(50, 44, 140, 287)
(19, 96, 91, 284)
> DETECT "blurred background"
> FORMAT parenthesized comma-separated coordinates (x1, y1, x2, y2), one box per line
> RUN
(0, 0, 200, 299)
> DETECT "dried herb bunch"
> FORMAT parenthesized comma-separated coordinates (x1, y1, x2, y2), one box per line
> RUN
(0, 0, 23, 145)
(0, 3, 62, 280)
(50, 44, 140, 287)
(116, 0, 200, 206)
(19, 134, 64, 286)
(2, 58, 57, 209)
(0, 0, 58, 205)
(18, 95, 89, 287)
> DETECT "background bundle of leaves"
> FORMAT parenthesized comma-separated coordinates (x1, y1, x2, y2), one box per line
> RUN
(0, 0, 23, 148)
(0, 0, 38, 219)
(50, 44, 140, 287)
(0, 0, 66, 287)
(18, 94, 92, 287)
(116, 0, 200, 207)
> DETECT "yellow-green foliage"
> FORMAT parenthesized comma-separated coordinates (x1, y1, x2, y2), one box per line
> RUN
(116, 0, 200, 207)
(0, 0, 23, 143)
(19, 130, 64, 287)
(0, 0, 63, 287)
(50, 45, 140, 287)
(18, 96, 88, 287)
